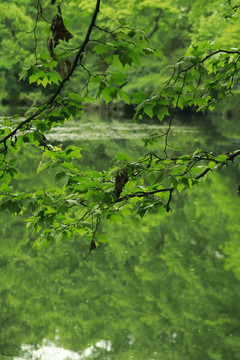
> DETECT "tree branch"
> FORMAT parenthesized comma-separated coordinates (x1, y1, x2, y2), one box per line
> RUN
(148, 9, 162, 38)
(113, 149, 240, 209)
(0, 0, 101, 146)
(181, 49, 240, 74)
(116, 187, 174, 203)
(227, 149, 240, 161)
(47, 0, 101, 102)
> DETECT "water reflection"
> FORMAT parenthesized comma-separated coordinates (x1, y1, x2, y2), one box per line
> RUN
(47, 121, 200, 141)
(15, 339, 111, 360)
(1, 119, 239, 359)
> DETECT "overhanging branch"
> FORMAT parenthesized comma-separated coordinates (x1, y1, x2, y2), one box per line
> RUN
(148, 9, 162, 38)
(0, 0, 101, 146)
(113, 149, 240, 210)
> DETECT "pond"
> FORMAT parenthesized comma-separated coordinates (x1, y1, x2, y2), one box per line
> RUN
(46, 121, 200, 141)
(1, 117, 240, 360)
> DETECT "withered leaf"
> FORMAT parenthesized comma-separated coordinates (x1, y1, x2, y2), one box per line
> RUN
(51, 14, 74, 47)
(47, 38, 57, 60)
(64, 59, 72, 73)
(115, 169, 129, 199)
(59, 63, 66, 78)
(89, 239, 96, 253)
(59, 59, 72, 78)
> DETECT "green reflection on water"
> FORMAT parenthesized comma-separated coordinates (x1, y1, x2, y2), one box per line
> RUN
(0, 120, 239, 360)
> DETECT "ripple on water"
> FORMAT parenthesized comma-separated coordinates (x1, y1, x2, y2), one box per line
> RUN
(46, 122, 200, 142)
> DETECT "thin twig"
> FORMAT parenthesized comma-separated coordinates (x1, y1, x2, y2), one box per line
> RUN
(0, 0, 101, 146)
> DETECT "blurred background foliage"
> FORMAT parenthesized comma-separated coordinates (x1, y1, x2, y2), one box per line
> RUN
(0, 137, 240, 359)
(0, 0, 240, 358)
(1, 0, 240, 117)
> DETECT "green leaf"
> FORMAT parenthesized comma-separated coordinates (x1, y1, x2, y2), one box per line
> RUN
(215, 155, 227, 163)
(7, 167, 19, 179)
(118, 89, 130, 104)
(90, 75, 103, 84)
(109, 212, 123, 223)
(131, 91, 148, 104)
(177, 155, 192, 162)
(48, 70, 61, 84)
(143, 47, 155, 56)
(132, 106, 144, 123)
(93, 43, 112, 55)
(36, 76, 49, 87)
(178, 96, 187, 110)
(55, 171, 67, 181)
(102, 86, 117, 104)
(119, 52, 132, 66)
(193, 97, 206, 108)
(208, 161, 216, 170)
(0, 183, 11, 192)
(97, 234, 109, 243)
(115, 153, 131, 161)
(37, 160, 52, 174)
(155, 106, 169, 122)
(29, 70, 46, 84)
(144, 103, 154, 118)
(170, 176, 179, 189)
(179, 177, 190, 188)
(68, 93, 83, 103)
(0, 200, 22, 215)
